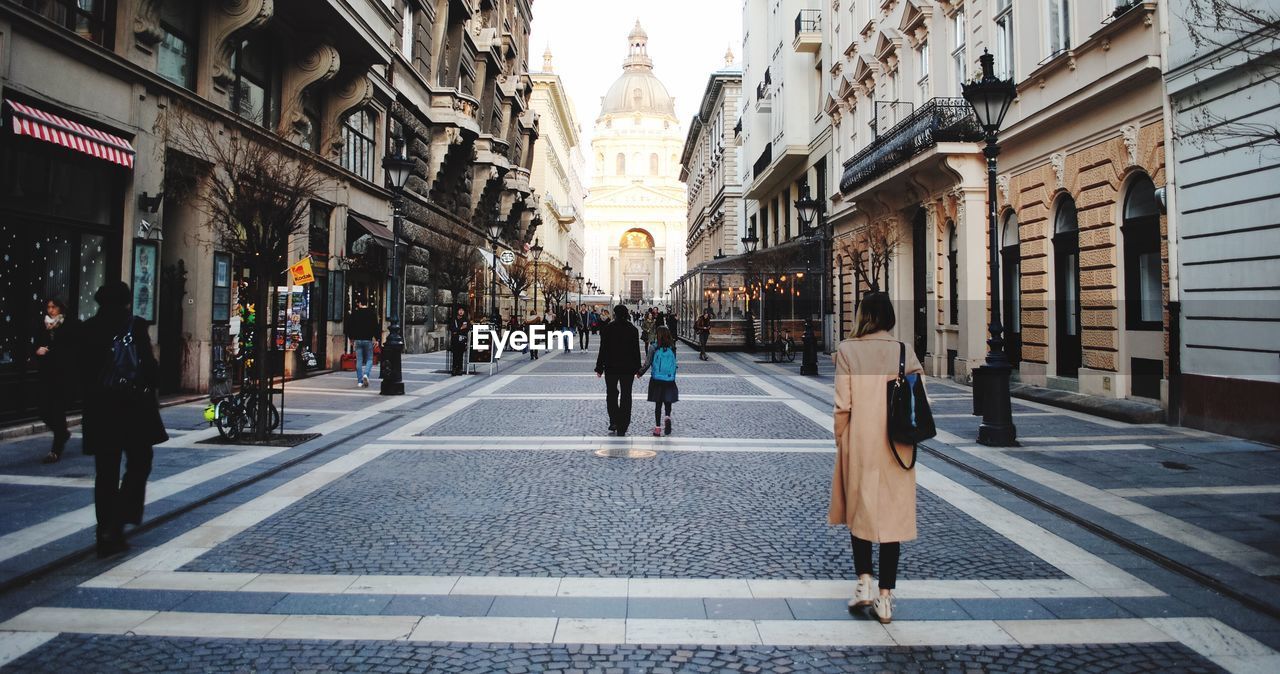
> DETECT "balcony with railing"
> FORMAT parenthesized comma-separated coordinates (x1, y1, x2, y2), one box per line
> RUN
(839, 97, 982, 194)
(793, 9, 821, 53)
(752, 143, 773, 179)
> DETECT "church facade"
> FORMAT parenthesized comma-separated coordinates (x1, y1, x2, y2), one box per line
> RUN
(582, 22, 687, 307)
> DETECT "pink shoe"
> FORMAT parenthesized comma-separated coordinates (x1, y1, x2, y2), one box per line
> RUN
(652, 426, 662, 437)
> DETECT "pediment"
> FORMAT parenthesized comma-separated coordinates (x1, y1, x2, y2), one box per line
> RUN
(899, 0, 932, 46)
(585, 182, 685, 206)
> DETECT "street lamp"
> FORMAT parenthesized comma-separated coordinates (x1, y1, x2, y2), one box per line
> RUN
(575, 272, 584, 307)
(741, 232, 759, 352)
(486, 205, 504, 324)
(962, 49, 1019, 447)
(378, 135, 414, 396)
(530, 239, 544, 316)
(795, 185, 823, 376)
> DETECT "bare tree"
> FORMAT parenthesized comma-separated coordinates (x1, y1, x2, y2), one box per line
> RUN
(1176, 0, 1280, 149)
(502, 255, 532, 317)
(538, 266, 570, 310)
(162, 105, 326, 440)
(431, 236, 483, 315)
(835, 219, 900, 297)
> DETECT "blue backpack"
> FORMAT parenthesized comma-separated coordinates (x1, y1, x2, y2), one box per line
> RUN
(651, 347, 677, 381)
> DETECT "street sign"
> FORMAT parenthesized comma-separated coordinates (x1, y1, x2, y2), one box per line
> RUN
(290, 256, 315, 284)
(500, 250, 516, 265)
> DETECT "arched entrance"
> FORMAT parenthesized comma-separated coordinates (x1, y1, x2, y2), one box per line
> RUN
(620, 228, 655, 302)
(1054, 196, 1081, 378)
(1001, 211, 1021, 368)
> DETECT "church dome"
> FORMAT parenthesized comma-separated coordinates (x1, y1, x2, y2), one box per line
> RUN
(598, 21, 676, 120)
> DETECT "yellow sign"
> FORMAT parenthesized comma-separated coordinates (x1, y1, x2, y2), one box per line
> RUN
(290, 256, 315, 285)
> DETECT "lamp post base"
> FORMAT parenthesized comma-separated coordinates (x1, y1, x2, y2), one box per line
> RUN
(973, 363, 1017, 446)
(379, 332, 405, 396)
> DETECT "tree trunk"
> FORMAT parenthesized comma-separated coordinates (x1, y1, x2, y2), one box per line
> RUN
(253, 261, 273, 441)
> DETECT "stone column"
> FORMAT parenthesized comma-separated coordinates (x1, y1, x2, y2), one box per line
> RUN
(956, 186, 990, 382)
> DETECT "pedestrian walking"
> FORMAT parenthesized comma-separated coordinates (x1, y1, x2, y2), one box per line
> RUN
(664, 309, 677, 337)
(694, 308, 713, 361)
(637, 325, 679, 437)
(34, 297, 78, 463)
(527, 310, 542, 360)
(448, 307, 471, 376)
(594, 304, 642, 436)
(828, 292, 924, 624)
(642, 309, 655, 345)
(77, 281, 167, 558)
(344, 299, 381, 388)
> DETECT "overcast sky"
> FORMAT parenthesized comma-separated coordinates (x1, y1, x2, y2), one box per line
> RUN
(527, 0, 742, 180)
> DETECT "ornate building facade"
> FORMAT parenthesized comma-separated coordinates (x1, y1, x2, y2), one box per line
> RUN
(582, 22, 686, 306)
(529, 46, 586, 299)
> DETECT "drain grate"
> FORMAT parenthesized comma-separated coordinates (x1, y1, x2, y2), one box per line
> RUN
(594, 448, 657, 459)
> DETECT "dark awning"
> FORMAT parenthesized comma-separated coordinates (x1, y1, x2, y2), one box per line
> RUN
(348, 212, 393, 248)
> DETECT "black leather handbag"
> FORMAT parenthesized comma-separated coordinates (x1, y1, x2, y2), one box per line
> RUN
(885, 342, 936, 469)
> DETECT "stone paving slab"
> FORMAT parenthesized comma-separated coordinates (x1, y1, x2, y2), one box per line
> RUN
(1001, 447, 1280, 492)
(497, 375, 770, 397)
(422, 399, 829, 439)
(1, 634, 1225, 673)
(182, 450, 1064, 580)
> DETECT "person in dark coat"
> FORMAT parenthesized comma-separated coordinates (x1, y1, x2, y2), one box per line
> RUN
(34, 297, 78, 463)
(448, 307, 471, 376)
(78, 281, 168, 557)
(344, 299, 381, 388)
(595, 304, 642, 435)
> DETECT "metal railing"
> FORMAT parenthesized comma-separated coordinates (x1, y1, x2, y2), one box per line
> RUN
(753, 143, 773, 179)
(795, 9, 821, 37)
(839, 97, 982, 193)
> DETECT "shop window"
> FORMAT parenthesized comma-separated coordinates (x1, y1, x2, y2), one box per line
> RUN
(1123, 174, 1162, 330)
(157, 0, 197, 89)
(947, 222, 959, 325)
(231, 38, 279, 128)
(213, 253, 232, 323)
(341, 109, 377, 182)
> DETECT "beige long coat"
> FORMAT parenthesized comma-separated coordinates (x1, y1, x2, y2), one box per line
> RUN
(828, 331, 925, 543)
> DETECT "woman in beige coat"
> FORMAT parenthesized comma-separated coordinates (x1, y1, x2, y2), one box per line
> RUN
(829, 292, 925, 624)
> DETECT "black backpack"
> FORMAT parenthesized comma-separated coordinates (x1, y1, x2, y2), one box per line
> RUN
(885, 342, 936, 469)
(101, 316, 148, 397)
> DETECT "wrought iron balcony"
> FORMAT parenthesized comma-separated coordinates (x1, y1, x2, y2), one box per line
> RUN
(794, 9, 821, 53)
(839, 97, 982, 194)
(753, 143, 773, 179)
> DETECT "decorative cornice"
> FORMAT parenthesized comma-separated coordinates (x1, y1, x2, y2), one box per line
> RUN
(210, 0, 275, 92)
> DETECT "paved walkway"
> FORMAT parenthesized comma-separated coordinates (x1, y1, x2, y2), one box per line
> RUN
(0, 343, 1277, 672)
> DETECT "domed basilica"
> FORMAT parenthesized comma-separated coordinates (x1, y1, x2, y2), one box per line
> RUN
(582, 21, 687, 305)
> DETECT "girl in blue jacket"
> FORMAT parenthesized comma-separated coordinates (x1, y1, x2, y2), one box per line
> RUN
(638, 326, 679, 436)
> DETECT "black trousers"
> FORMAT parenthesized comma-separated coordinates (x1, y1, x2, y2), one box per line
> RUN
(654, 401, 672, 426)
(579, 329, 590, 349)
(94, 445, 154, 537)
(39, 380, 69, 442)
(604, 372, 634, 431)
(851, 535, 901, 590)
(450, 344, 466, 375)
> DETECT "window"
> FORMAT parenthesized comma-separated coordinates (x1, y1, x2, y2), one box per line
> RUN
(18, 0, 111, 45)
(401, 3, 415, 60)
(947, 222, 959, 325)
(616, 153, 626, 175)
(1123, 175, 1162, 329)
(231, 38, 279, 128)
(917, 41, 930, 103)
(157, 1, 197, 89)
(649, 153, 659, 176)
(994, 0, 1014, 79)
(815, 60, 825, 113)
(213, 253, 232, 323)
(299, 90, 321, 152)
(952, 9, 967, 87)
(341, 109, 377, 182)
(1047, 0, 1071, 57)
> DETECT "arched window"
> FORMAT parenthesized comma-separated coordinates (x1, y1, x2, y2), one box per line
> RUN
(649, 153, 659, 176)
(1053, 195, 1081, 377)
(615, 153, 626, 175)
(1123, 174, 1161, 329)
(341, 109, 377, 181)
(1001, 211, 1022, 366)
(947, 222, 959, 325)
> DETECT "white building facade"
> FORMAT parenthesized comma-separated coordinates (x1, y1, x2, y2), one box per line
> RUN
(530, 47, 588, 305)
(582, 22, 687, 306)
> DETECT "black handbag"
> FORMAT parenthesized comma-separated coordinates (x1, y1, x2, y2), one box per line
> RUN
(885, 342, 936, 469)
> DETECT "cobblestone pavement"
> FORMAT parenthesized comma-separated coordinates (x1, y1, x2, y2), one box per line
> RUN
(1, 345, 1277, 672)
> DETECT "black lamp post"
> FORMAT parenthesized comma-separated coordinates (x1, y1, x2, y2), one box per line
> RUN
(741, 232, 759, 353)
(486, 206, 504, 324)
(795, 185, 823, 375)
(379, 136, 414, 396)
(530, 239, 544, 316)
(575, 272, 584, 307)
(962, 50, 1019, 446)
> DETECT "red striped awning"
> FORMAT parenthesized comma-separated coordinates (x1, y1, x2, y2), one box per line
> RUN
(5, 99, 135, 169)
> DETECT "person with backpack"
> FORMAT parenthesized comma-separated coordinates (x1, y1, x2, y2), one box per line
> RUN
(637, 325, 679, 437)
(78, 281, 168, 558)
(829, 292, 925, 624)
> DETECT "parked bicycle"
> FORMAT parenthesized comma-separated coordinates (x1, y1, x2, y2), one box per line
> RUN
(769, 329, 797, 363)
(210, 347, 280, 441)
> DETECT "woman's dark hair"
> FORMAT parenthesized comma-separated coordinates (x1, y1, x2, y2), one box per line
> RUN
(854, 292, 896, 338)
(654, 325, 674, 349)
(45, 297, 68, 314)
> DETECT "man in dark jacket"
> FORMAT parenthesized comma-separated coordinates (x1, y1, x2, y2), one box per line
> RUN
(448, 307, 471, 376)
(344, 299, 381, 388)
(595, 304, 642, 435)
(78, 281, 168, 558)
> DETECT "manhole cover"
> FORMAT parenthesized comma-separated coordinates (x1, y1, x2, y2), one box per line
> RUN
(594, 448, 657, 459)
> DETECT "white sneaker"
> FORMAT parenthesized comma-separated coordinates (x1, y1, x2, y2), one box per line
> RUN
(847, 575, 874, 612)
(362, 375, 370, 387)
(872, 594, 893, 624)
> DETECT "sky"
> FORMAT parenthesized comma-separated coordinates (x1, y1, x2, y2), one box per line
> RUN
(527, 0, 742, 181)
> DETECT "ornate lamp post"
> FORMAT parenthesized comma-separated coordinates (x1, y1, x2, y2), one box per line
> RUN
(378, 136, 414, 396)
(575, 272, 584, 307)
(962, 50, 1019, 446)
(795, 185, 823, 376)
(530, 239, 544, 316)
(741, 232, 759, 353)
(486, 206, 504, 324)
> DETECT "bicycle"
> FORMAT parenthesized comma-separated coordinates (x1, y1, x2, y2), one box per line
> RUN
(213, 386, 280, 441)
